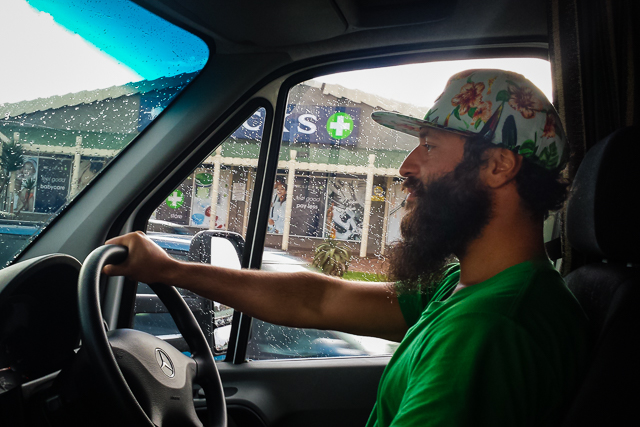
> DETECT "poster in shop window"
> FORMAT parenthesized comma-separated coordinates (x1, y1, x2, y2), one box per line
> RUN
(34, 157, 72, 214)
(15, 157, 38, 213)
(288, 176, 327, 238)
(267, 175, 288, 235)
(189, 169, 231, 230)
(325, 178, 366, 241)
(385, 181, 406, 245)
(75, 159, 105, 194)
(154, 175, 194, 225)
(190, 170, 213, 228)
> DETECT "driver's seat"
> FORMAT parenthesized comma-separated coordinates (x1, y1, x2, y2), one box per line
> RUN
(561, 126, 640, 425)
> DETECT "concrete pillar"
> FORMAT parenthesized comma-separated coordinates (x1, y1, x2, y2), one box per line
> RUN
(242, 170, 253, 238)
(0, 132, 6, 210)
(8, 133, 20, 213)
(281, 150, 297, 251)
(70, 136, 83, 196)
(379, 176, 393, 256)
(359, 154, 376, 258)
(209, 146, 223, 230)
(223, 171, 232, 230)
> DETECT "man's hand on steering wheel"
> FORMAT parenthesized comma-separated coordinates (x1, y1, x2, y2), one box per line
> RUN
(103, 231, 180, 285)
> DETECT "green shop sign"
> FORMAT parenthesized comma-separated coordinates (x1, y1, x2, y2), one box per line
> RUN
(166, 190, 185, 209)
(326, 112, 354, 139)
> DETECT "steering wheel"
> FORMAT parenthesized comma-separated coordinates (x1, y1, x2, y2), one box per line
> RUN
(78, 245, 227, 427)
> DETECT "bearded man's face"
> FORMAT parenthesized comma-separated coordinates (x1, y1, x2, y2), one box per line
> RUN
(387, 154, 494, 293)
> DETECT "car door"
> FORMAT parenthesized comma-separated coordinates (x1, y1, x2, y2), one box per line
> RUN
(125, 103, 395, 425)
(121, 58, 555, 427)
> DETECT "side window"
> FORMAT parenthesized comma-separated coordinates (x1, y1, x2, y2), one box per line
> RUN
(248, 58, 553, 360)
(133, 108, 264, 359)
(132, 59, 552, 362)
(247, 81, 413, 360)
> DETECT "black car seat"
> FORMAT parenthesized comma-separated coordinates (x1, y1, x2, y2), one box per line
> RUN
(562, 126, 640, 425)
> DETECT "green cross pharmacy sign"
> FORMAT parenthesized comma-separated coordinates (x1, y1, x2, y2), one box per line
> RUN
(326, 112, 354, 139)
(166, 190, 184, 209)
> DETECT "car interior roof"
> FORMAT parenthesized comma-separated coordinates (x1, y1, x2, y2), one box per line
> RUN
(137, 0, 548, 58)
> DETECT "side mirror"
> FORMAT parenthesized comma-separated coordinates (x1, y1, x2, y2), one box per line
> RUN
(188, 230, 246, 355)
(188, 230, 245, 268)
(135, 230, 245, 359)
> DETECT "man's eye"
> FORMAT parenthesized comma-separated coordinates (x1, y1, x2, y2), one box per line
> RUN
(422, 144, 433, 152)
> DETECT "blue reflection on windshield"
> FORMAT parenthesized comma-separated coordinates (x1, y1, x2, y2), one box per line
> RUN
(27, 0, 209, 79)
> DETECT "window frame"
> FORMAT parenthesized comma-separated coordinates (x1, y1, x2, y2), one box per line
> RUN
(114, 46, 551, 364)
(229, 47, 552, 363)
(115, 99, 276, 336)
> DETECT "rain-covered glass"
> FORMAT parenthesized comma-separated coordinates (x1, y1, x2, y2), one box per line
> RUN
(134, 108, 265, 360)
(0, 0, 208, 268)
(247, 77, 417, 360)
(249, 58, 553, 360)
(132, 58, 552, 360)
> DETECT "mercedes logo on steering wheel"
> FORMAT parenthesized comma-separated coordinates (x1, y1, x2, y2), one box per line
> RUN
(155, 348, 175, 378)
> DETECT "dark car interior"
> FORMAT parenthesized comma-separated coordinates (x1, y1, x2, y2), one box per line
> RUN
(1, 0, 638, 426)
(562, 126, 640, 426)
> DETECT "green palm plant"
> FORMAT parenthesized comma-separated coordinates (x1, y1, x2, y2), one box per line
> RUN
(0, 167, 7, 197)
(22, 177, 36, 192)
(16, 178, 36, 213)
(1, 142, 25, 213)
(312, 238, 351, 277)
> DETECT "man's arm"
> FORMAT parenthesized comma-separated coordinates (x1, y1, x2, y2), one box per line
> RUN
(103, 231, 409, 342)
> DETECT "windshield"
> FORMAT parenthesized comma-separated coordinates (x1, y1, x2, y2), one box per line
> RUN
(0, 0, 209, 268)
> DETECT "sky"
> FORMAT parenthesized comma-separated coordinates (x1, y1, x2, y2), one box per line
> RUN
(312, 58, 553, 110)
(0, 0, 551, 110)
(0, 0, 138, 104)
(0, 0, 207, 105)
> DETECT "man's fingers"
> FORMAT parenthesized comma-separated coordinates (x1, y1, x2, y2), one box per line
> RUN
(105, 236, 124, 245)
(100, 231, 175, 285)
(105, 234, 129, 245)
(105, 230, 144, 246)
(102, 232, 142, 277)
(102, 260, 129, 276)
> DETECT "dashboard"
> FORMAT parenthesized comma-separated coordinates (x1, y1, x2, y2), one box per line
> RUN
(0, 255, 81, 419)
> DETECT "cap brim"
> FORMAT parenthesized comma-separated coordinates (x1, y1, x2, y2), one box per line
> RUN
(371, 111, 473, 138)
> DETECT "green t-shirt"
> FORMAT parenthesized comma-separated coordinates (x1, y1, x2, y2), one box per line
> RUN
(366, 259, 589, 427)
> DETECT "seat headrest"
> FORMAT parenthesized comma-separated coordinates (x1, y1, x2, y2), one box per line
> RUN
(566, 126, 640, 262)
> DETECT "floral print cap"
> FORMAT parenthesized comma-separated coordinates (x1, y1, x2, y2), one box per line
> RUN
(371, 69, 569, 171)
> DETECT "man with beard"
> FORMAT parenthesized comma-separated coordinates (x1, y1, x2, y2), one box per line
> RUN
(105, 70, 588, 426)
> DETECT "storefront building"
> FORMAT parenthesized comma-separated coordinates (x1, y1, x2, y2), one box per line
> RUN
(1, 74, 421, 259)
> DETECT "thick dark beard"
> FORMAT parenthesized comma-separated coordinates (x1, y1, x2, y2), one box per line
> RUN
(386, 162, 493, 294)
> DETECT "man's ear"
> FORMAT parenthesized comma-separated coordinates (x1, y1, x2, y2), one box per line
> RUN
(482, 148, 523, 188)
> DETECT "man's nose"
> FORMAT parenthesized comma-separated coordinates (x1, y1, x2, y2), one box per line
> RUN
(399, 146, 421, 177)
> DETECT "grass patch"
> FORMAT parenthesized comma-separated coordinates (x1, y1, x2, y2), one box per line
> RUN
(343, 271, 387, 282)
